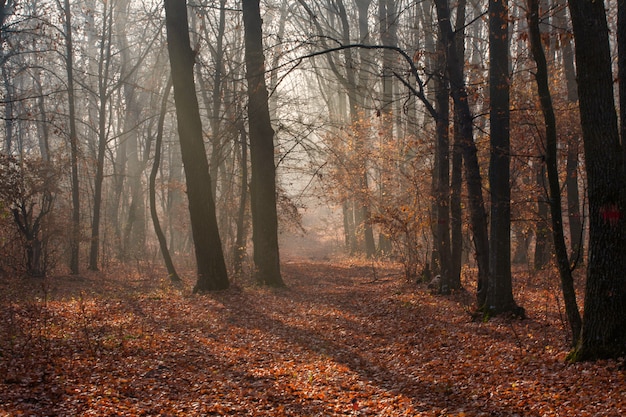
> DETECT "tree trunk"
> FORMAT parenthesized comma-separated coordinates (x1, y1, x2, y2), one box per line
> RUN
(619, 0, 626, 153)
(434, 38, 452, 293)
(527, 0, 582, 344)
(534, 167, 551, 270)
(355, 0, 376, 258)
(450, 0, 467, 289)
(485, 0, 519, 315)
(242, 0, 284, 287)
(88, 2, 113, 271)
(554, 0, 584, 264)
(63, 0, 80, 275)
(164, 0, 229, 292)
(567, 0, 626, 361)
(377, 0, 396, 255)
(233, 113, 249, 276)
(149, 78, 180, 283)
(434, 0, 490, 306)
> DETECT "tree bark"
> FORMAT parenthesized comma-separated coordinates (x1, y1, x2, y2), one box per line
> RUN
(242, 0, 284, 287)
(486, 0, 519, 315)
(164, 0, 229, 292)
(434, 37, 452, 293)
(567, 0, 626, 360)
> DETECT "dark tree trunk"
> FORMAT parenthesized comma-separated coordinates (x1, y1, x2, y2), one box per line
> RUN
(434, 39, 452, 293)
(242, 0, 284, 287)
(450, 0, 467, 290)
(534, 167, 551, 270)
(434, 0, 490, 306)
(565, 137, 583, 264)
(149, 78, 180, 283)
(568, 0, 626, 361)
(486, 0, 518, 315)
(527, 0, 582, 344)
(164, 0, 229, 292)
(617, 0, 626, 152)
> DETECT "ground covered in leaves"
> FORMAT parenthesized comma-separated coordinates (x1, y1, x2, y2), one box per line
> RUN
(0, 258, 624, 416)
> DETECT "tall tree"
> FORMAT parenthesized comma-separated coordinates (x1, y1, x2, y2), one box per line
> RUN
(433, 0, 490, 305)
(63, 0, 80, 275)
(149, 77, 180, 283)
(433, 32, 452, 293)
(567, 0, 626, 360)
(116, 0, 147, 260)
(88, 0, 114, 271)
(485, 0, 519, 315)
(354, 0, 376, 258)
(527, 0, 581, 343)
(450, 0, 467, 288)
(554, 0, 583, 263)
(164, 0, 229, 292)
(377, 0, 396, 255)
(242, 0, 284, 287)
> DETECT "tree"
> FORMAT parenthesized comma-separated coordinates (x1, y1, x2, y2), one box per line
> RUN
(450, 0, 467, 291)
(242, 0, 284, 287)
(164, 0, 229, 292)
(433, 0, 490, 305)
(87, 0, 114, 271)
(433, 33, 452, 293)
(484, 0, 520, 315)
(376, 0, 397, 255)
(527, 0, 581, 343)
(149, 77, 180, 283)
(62, 0, 80, 275)
(567, 0, 626, 360)
(0, 155, 57, 276)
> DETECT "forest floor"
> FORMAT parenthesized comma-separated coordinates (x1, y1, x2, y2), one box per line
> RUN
(0, 257, 624, 416)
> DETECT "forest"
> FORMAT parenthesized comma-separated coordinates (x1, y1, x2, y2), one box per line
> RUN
(0, 0, 625, 415)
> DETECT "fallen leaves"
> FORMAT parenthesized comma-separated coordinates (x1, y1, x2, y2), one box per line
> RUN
(0, 260, 624, 416)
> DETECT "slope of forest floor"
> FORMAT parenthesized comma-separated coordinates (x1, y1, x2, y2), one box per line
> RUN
(0, 258, 624, 416)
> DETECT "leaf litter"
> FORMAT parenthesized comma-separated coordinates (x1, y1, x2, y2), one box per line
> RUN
(0, 259, 624, 416)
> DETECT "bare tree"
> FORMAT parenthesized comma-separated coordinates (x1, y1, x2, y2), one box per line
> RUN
(62, 0, 80, 275)
(527, 0, 581, 343)
(164, 0, 229, 292)
(243, 0, 284, 287)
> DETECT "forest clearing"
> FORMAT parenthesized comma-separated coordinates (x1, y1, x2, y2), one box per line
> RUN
(1, 257, 623, 417)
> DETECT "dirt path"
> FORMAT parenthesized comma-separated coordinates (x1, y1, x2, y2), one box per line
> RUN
(0, 260, 624, 416)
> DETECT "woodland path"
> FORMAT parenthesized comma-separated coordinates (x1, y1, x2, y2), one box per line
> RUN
(0, 259, 624, 416)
